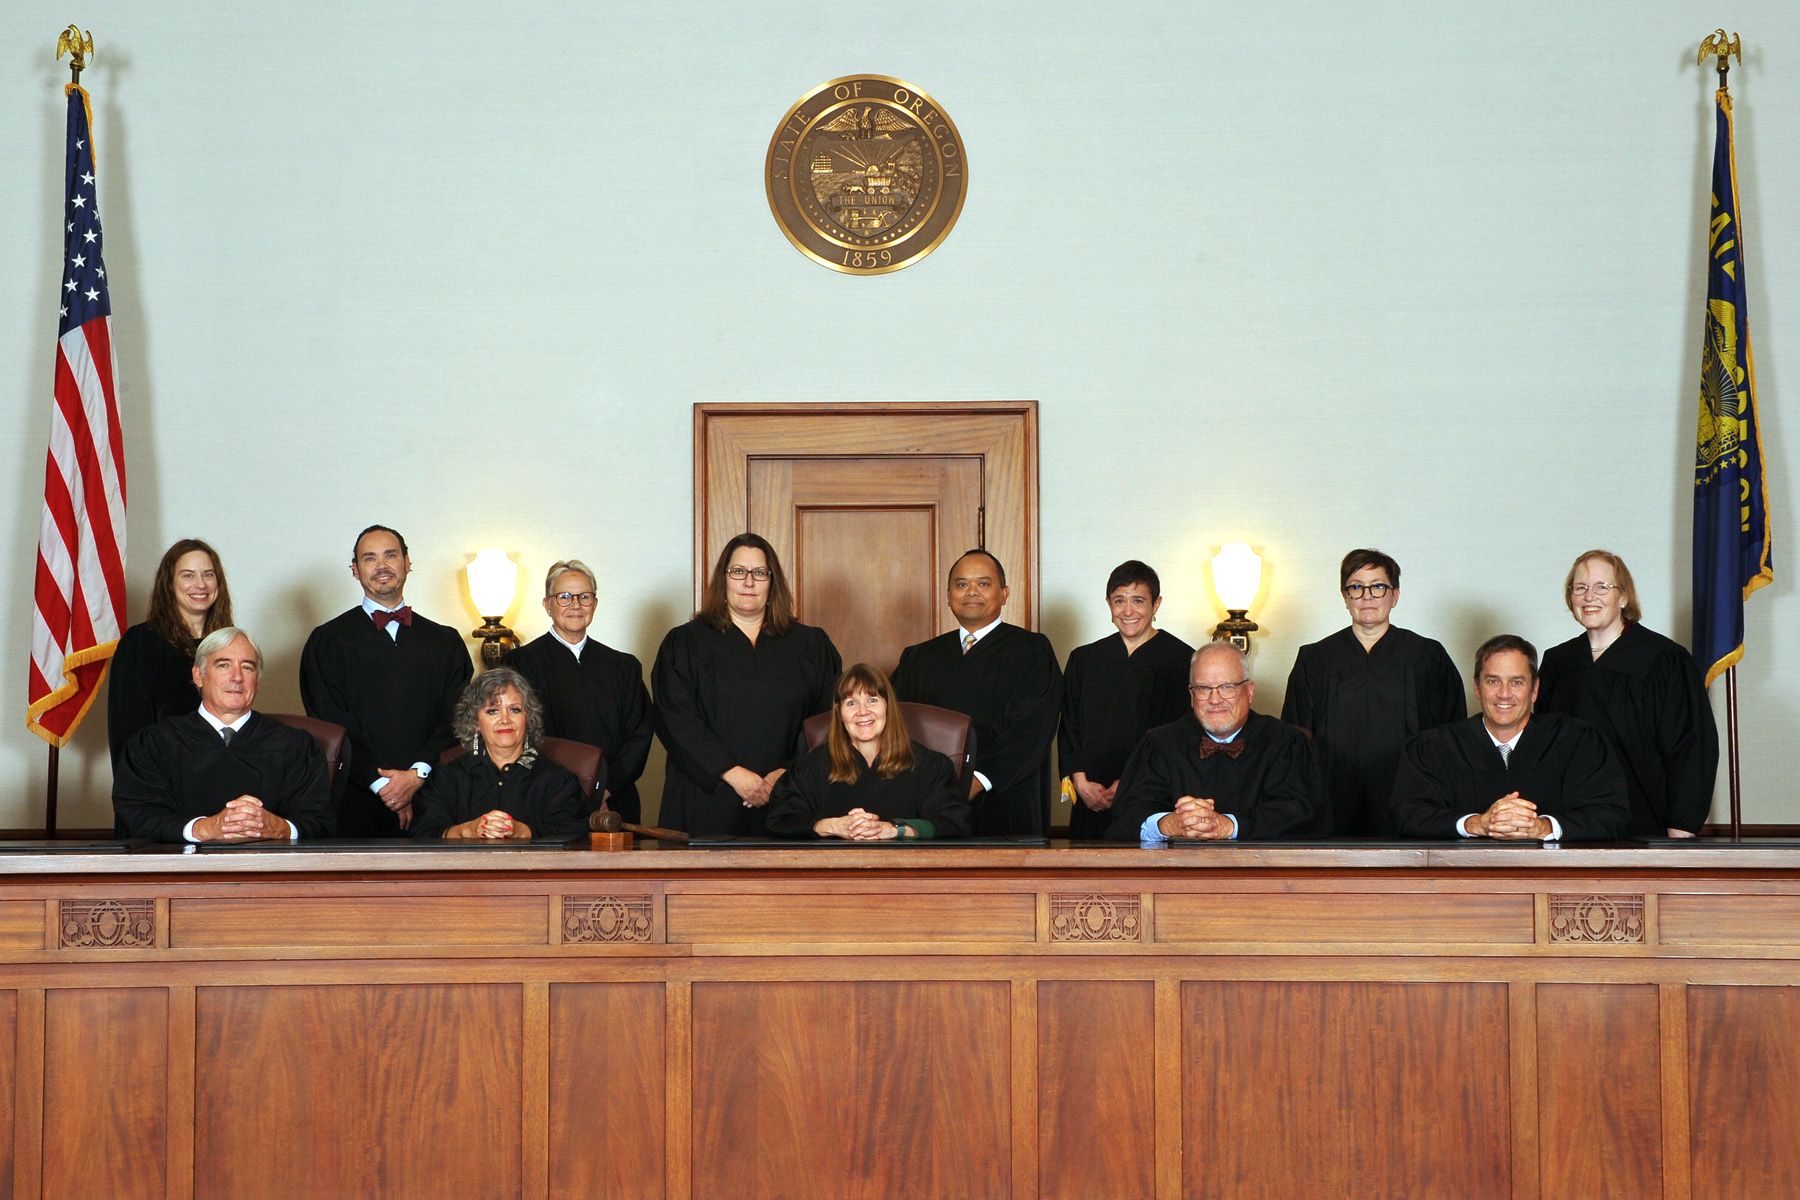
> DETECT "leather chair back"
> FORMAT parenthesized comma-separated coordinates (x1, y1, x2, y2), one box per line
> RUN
(801, 702, 975, 781)
(265, 713, 348, 794)
(439, 737, 607, 810)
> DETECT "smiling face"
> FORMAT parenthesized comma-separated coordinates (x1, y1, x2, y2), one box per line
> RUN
(351, 530, 410, 606)
(839, 688, 887, 749)
(172, 549, 219, 626)
(543, 569, 597, 643)
(193, 634, 260, 723)
(1568, 557, 1628, 638)
(1476, 648, 1538, 740)
(1341, 564, 1398, 632)
(477, 686, 528, 761)
(1108, 582, 1161, 644)
(1188, 647, 1253, 739)
(948, 553, 1008, 631)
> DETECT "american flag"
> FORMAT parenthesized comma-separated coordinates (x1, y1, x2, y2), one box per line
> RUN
(27, 86, 127, 746)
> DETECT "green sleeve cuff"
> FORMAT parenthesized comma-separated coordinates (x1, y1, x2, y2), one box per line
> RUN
(893, 818, 936, 840)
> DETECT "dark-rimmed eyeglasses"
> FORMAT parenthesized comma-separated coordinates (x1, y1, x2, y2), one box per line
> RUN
(727, 566, 772, 582)
(1189, 681, 1248, 700)
(551, 591, 596, 607)
(1343, 583, 1393, 599)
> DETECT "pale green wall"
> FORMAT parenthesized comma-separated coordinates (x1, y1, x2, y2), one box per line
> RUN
(1, 2, 1793, 829)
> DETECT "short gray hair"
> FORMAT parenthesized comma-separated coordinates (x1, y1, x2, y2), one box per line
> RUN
(453, 667, 546, 754)
(1190, 641, 1251, 682)
(543, 559, 598, 598)
(194, 626, 263, 670)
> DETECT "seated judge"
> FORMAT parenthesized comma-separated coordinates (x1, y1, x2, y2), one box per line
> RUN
(1281, 549, 1464, 836)
(107, 538, 235, 768)
(893, 549, 1062, 836)
(113, 627, 336, 843)
(1059, 560, 1196, 840)
(507, 559, 653, 822)
(1389, 635, 1630, 841)
(1106, 642, 1321, 841)
(411, 668, 588, 840)
(766, 663, 973, 840)
(1536, 550, 1719, 838)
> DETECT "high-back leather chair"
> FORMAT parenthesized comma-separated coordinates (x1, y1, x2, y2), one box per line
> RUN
(800, 702, 976, 780)
(265, 713, 348, 794)
(438, 737, 607, 810)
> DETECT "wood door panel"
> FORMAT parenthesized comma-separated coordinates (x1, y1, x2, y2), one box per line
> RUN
(0, 991, 12, 1199)
(0, 905, 41, 951)
(194, 984, 523, 1200)
(1536, 984, 1662, 1198)
(691, 981, 1009, 1200)
(549, 983, 665, 1200)
(43, 988, 168, 1200)
(1038, 981, 1154, 1200)
(1183, 981, 1510, 1200)
(1689, 985, 1800, 1199)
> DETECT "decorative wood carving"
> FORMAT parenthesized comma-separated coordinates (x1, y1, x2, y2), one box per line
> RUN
(1049, 893, 1143, 942)
(562, 896, 654, 944)
(59, 899, 156, 949)
(1548, 894, 1647, 944)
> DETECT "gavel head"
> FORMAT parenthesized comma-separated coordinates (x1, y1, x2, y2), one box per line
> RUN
(589, 809, 623, 833)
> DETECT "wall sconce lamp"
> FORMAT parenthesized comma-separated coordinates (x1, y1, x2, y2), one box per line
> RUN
(466, 548, 521, 669)
(1210, 542, 1263, 653)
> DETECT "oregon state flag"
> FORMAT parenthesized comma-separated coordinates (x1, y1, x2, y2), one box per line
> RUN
(1692, 86, 1773, 688)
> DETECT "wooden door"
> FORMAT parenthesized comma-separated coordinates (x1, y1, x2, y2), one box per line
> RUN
(695, 403, 1038, 674)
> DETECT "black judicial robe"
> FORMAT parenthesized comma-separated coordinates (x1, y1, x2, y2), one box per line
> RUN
(893, 623, 1063, 837)
(1106, 711, 1321, 841)
(410, 750, 588, 840)
(299, 607, 473, 837)
(1058, 629, 1196, 840)
(106, 623, 200, 767)
(507, 633, 653, 822)
(765, 743, 973, 839)
(651, 619, 841, 837)
(112, 710, 337, 844)
(1388, 713, 1630, 842)
(1537, 623, 1719, 836)
(1281, 626, 1466, 836)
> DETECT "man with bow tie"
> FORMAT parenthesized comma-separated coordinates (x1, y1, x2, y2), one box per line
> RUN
(300, 525, 472, 835)
(1107, 642, 1322, 841)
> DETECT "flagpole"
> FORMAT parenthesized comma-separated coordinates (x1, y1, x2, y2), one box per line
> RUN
(45, 749, 59, 839)
(1726, 668, 1742, 840)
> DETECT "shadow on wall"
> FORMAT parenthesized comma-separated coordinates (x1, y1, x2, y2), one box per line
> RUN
(630, 596, 681, 825)
(256, 578, 341, 715)
(1038, 596, 1081, 827)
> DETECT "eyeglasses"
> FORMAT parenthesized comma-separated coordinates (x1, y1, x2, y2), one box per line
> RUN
(551, 591, 596, 607)
(1189, 680, 1248, 700)
(1568, 582, 1619, 597)
(726, 566, 772, 582)
(1343, 583, 1393, 598)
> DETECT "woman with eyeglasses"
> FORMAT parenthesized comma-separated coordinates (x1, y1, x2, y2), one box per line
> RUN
(1281, 548, 1465, 836)
(652, 533, 842, 836)
(1536, 550, 1718, 837)
(506, 559, 654, 822)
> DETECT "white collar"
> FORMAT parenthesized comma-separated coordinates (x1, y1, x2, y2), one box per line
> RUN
(1205, 725, 1243, 744)
(553, 631, 589, 659)
(198, 705, 253, 734)
(1485, 721, 1526, 752)
(361, 595, 407, 617)
(958, 616, 1003, 645)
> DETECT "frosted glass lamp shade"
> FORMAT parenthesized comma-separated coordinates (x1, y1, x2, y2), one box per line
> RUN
(1210, 543, 1263, 613)
(466, 549, 519, 619)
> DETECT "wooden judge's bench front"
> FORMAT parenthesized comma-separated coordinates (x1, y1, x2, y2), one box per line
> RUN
(0, 841, 1796, 1199)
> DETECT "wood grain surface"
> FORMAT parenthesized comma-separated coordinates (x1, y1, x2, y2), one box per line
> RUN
(549, 983, 665, 1200)
(1535, 983, 1662, 1199)
(1155, 891, 1534, 944)
(43, 988, 168, 1200)
(1037, 981, 1154, 1200)
(1689, 985, 1800, 1200)
(666, 892, 1035, 944)
(170, 896, 548, 948)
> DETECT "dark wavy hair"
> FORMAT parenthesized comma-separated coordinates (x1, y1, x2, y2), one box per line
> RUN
(1105, 559, 1161, 600)
(827, 663, 916, 784)
(145, 539, 233, 656)
(698, 533, 795, 636)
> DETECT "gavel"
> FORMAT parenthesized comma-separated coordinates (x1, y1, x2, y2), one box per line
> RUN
(589, 808, 689, 843)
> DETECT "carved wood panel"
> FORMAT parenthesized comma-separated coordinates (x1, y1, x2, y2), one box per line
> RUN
(1548, 894, 1647, 944)
(1048, 893, 1142, 942)
(58, 899, 155, 949)
(561, 895, 655, 944)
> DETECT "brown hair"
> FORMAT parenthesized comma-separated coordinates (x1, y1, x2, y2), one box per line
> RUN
(698, 533, 795, 636)
(145, 539, 233, 656)
(827, 663, 916, 783)
(1339, 548, 1400, 590)
(1473, 634, 1539, 682)
(1562, 550, 1642, 624)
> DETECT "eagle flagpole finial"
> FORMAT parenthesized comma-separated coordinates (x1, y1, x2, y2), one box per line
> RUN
(56, 25, 94, 86)
(1698, 30, 1741, 91)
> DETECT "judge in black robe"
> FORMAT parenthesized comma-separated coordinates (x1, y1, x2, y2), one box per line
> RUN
(766, 743, 973, 839)
(114, 711, 337, 843)
(509, 633, 652, 821)
(299, 527, 473, 836)
(1060, 629, 1196, 841)
(1107, 711, 1321, 841)
(107, 622, 201, 767)
(893, 549, 1062, 837)
(410, 751, 588, 840)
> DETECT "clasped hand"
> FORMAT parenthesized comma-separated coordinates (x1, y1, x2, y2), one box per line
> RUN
(813, 807, 900, 841)
(449, 810, 529, 839)
(1072, 772, 1117, 812)
(194, 795, 289, 842)
(724, 765, 784, 808)
(1468, 791, 1550, 840)
(1157, 795, 1233, 840)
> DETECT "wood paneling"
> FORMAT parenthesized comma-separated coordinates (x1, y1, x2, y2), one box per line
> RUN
(170, 896, 548, 948)
(1182, 981, 1511, 1199)
(1038, 981, 1153, 1200)
(549, 983, 665, 1200)
(0, 905, 41, 951)
(0, 991, 14, 1198)
(1535, 984, 1661, 1198)
(1155, 891, 1534, 944)
(666, 892, 1034, 943)
(1689, 985, 1800, 1199)
(1660, 894, 1800, 944)
(43, 988, 168, 1200)
(691, 981, 1009, 1200)
(194, 984, 523, 1200)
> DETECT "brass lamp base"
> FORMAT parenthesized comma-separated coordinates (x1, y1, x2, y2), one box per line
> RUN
(1211, 610, 1259, 654)
(472, 618, 519, 669)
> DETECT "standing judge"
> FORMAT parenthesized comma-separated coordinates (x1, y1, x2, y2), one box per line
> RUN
(766, 663, 972, 840)
(507, 559, 652, 821)
(1107, 642, 1321, 841)
(1537, 550, 1719, 837)
(1059, 560, 1195, 840)
(1389, 635, 1630, 841)
(107, 538, 235, 766)
(652, 533, 841, 836)
(300, 525, 473, 835)
(113, 627, 335, 843)
(1281, 549, 1465, 836)
(893, 549, 1063, 836)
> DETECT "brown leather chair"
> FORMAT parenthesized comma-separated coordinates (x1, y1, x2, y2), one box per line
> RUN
(439, 737, 607, 809)
(265, 713, 348, 794)
(800, 702, 976, 781)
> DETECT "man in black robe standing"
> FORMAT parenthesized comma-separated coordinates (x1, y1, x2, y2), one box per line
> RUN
(893, 549, 1062, 836)
(114, 627, 335, 843)
(507, 558, 652, 820)
(1107, 642, 1321, 841)
(300, 525, 473, 835)
(1282, 548, 1465, 835)
(1389, 635, 1630, 841)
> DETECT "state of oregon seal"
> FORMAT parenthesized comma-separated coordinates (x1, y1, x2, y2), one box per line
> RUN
(765, 76, 966, 275)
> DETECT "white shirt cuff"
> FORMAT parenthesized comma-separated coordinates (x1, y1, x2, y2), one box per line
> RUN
(1542, 814, 1562, 841)
(1456, 814, 1476, 837)
(182, 817, 202, 843)
(972, 770, 992, 792)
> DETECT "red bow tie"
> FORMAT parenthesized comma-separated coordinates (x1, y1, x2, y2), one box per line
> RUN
(1199, 737, 1245, 759)
(372, 606, 413, 630)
